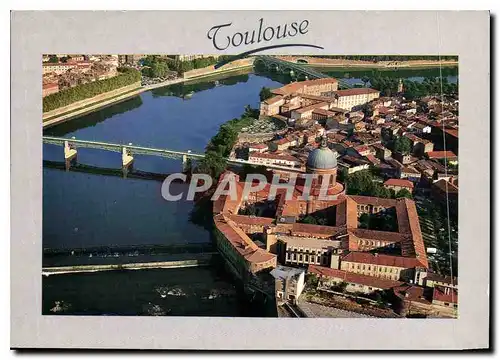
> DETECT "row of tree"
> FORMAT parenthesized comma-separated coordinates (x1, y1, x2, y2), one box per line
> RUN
(140, 56, 172, 78)
(43, 67, 141, 112)
(141, 55, 236, 77)
(368, 75, 458, 99)
(345, 170, 413, 199)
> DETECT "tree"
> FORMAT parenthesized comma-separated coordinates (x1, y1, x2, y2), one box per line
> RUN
(48, 55, 58, 63)
(196, 151, 227, 179)
(359, 213, 370, 229)
(393, 136, 413, 155)
(241, 164, 269, 179)
(150, 61, 168, 78)
(337, 168, 349, 183)
(259, 87, 273, 101)
(333, 281, 348, 293)
(243, 105, 260, 119)
(301, 215, 318, 225)
(361, 76, 370, 87)
(305, 273, 319, 288)
(395, 188, 413, 199)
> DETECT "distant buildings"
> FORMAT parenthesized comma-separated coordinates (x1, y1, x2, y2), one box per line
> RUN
(172, 54, 220, 62)
(42, 61, 92, 75)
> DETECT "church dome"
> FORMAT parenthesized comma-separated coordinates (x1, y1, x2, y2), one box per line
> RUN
(307, 140, 338, 170)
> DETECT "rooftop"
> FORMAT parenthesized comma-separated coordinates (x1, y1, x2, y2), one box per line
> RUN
(384, 178, 415, 189)
(334, 88, 380, 97)
(309, 265, 404, 290)
(341, 251, 426, 269)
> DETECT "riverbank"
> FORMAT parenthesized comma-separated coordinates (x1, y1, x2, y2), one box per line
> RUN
(42, 63, 254, 129)
(277, 56, 458, 69)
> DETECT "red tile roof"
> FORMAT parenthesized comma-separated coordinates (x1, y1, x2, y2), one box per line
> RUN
(396, 199, 428, 268)
(228, 215, 274, 226)
(264, 95, 284, 105)
(384, 178, 414, 189)
(308, 265, 404, 290)
(341, 251, 424, 269)
(249, 143, 268, 150)
(433, 179, 459, 194)
(249, 151, 298, 162)
(349, 195, 398, 208)
(334, 88, 380, 97)
(392, 284, 431, 305)
(291, 223, 344, 239)
(271, 78, 339, 96)
(444, 128, 458, 138)
(426, 272, 458, 286)
(426, 151, 458, 160)
(432, 286, 458, 304)
(214, 214, 276, 265)
(43, 83, 59, 89)
(349, 228, 405, 243)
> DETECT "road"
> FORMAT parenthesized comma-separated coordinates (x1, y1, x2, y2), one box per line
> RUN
(297, 299, 373, 318)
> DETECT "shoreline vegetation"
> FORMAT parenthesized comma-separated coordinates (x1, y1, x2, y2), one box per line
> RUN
(42, 56, 458, 129)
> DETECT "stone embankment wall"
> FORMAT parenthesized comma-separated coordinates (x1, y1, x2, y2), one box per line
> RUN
(183, 57, 254, 79)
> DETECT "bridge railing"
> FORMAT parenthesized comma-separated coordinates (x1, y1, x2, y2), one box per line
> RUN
(43, 136, 304, 172)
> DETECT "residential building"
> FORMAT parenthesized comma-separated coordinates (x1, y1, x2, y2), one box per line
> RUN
(272, 137, 298, 151)
(339, 252, 426, 283)
(383, 178, 414, 192)
(326, 88, 380, 111)
(271, 78, 339, 97)
(247, 143, 269, 153)
(248, 152, 301, 168)
(309, 265, 404, 294)
(399, 166, 421, 182)
(426, 151, 458, 165)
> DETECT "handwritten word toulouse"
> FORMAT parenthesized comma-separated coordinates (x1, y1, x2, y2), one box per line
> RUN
(207, 18, 309, 51)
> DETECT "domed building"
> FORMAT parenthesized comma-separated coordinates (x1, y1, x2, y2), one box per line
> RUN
(305, 137, 341, 195)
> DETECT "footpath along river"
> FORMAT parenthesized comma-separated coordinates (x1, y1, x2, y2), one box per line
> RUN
(42, 65, 458, 316)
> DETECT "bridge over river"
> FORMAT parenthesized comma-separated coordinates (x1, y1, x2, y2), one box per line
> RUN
(43, 136, 305, 174)
(254, 55, 353, 89)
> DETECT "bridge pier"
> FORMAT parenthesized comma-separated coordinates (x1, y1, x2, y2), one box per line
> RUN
(182, 152, 192, 173)
(64, 140, 77, 170)
(122, 146, 134, 177)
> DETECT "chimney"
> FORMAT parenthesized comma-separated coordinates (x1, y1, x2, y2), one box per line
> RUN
(404, 292, 409, 298)
(374, 253, 378, 257)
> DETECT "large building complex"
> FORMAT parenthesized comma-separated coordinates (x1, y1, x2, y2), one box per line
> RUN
(260, 79, 380, 124)
(213, 137, 430, 292)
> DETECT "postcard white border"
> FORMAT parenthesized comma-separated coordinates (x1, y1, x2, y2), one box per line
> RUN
(10, 10, 490, 349)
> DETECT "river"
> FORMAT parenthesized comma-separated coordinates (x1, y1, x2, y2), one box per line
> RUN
(42, 64, 458, 316)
